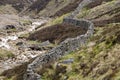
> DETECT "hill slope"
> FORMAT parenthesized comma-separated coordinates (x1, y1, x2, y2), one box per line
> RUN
(27, 0, 120, 80)
(0, 0, 36, 12)
(0, 0, 120, 80)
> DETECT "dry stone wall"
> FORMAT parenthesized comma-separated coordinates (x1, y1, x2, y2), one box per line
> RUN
(24, 0, 95, 80)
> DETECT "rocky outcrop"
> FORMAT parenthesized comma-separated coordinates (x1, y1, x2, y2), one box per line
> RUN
(24, 0, 95, 80)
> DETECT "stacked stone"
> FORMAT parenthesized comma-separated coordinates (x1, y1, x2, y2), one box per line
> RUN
(24, 0, 94, 80)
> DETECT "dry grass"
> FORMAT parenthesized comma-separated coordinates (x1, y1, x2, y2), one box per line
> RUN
(28, 23, 87, 44)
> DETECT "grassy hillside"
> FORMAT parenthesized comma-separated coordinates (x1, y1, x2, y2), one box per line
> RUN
(20, 0, 82, 17)
(0, 0, 81, 17)
(0, 0, 120, 80)
(33, 0, 120, 80)
(77, 0, 120, 26)
(39, 23, 120, 80)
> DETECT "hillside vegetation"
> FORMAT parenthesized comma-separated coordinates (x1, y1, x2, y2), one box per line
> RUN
(40, 23, 120, 80)
(0, 0, 120, 80)
(28, 23, 87, 44)
(31, 0, 120, 80)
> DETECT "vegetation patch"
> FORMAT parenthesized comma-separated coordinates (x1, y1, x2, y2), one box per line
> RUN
(50, 13, 69, 25)
(77, 8, 90, 19)
(0, 49, 14, 59)
(28, 23, 87, 44)
(40, 23, 120, 80)
(19, 20, 32, 26)
(19, 33, 29, 39)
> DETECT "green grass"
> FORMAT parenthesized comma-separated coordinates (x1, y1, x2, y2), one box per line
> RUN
(77, 8, 90, 19)
(59, 51, 75, 61)
(6, 28, 17, 32)
(19, 33, 29, 38)
(50, 13, 69, 25)
(19, 20, 32, 26)
(0, 49, 14, 59)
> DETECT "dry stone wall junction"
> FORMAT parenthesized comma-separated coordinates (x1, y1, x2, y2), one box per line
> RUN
(24, 0, 95, 80)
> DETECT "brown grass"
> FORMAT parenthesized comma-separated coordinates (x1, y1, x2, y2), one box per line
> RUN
(28, 23, 87, 44)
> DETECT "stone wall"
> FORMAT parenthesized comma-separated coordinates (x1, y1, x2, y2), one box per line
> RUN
(24, 0, 94, 80)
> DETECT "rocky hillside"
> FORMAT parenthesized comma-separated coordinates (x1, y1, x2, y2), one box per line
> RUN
(1, 0, 81, 16)
(0, 0, 120, 80)
(0, 0, 114, 17)
(26, 0, 120, 80)
(19, 0, 114, 17)
(39, 1, 120, 80)
(39, 23, 120, 80)
(19, 0, 83, 17)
